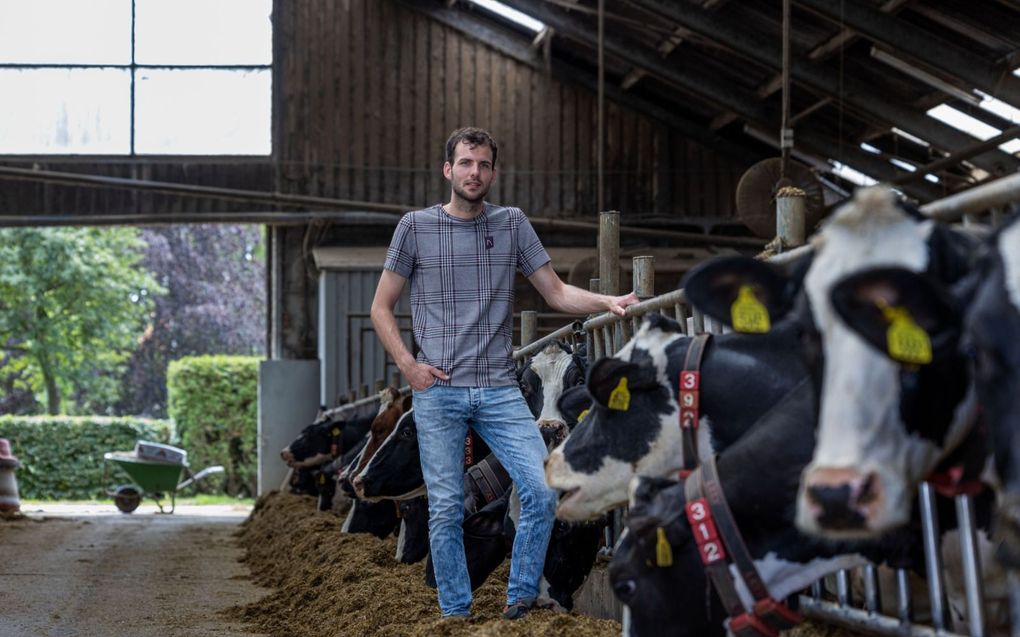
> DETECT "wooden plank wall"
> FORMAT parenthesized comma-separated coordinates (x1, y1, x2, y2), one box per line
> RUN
(274, 0, 746, 221)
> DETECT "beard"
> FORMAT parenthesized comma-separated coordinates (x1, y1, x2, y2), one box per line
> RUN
(452, 180, 490, 204)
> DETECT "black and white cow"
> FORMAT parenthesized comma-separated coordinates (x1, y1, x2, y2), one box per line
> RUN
(519, 342, 587, 441)
(610, 378, 913, 637)
(545, 309, 810, 521)
(684, 186, 979, 538)
(280, 411, 374, 506)
(829, 214, 1020, 567)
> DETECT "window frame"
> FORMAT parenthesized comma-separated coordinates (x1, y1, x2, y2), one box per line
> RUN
(0, 0, 273, 158)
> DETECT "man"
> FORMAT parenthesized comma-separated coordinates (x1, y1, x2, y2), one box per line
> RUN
(371, 127, 637, 619)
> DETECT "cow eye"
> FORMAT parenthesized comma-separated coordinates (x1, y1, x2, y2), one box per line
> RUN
(971, 346, 1002, 383)
(401, 427, 414, 439)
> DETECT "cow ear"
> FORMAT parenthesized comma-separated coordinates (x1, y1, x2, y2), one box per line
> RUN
(586, 358, 639, 409)
(831, 267, 962, 364)
(682, 256, 793, 333)
(557, 385, 592, 425)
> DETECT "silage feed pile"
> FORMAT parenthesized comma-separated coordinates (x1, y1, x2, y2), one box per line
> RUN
(228, 491, 622, 637)
(229, 491, 860, 637)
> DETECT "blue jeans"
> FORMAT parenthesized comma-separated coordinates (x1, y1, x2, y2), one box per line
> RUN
(412, 384, 557, 617)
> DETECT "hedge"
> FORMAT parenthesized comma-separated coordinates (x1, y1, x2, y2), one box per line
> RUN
(0, 416, 172, 500)
(167, 355, 259, 497)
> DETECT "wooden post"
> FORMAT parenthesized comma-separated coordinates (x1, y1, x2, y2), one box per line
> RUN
(375, 379, 386, 393)
(587, 278, 600, 363)
(360, 384, 369, 399)
(632, 256, 655, 299)
(598, 211, 620, 296)
(521, 310, 538, 348)
(776, 186, 806, 248)
(391, 372, 401, 389)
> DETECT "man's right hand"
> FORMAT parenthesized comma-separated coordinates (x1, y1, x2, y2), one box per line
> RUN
(403, 362, 449, 391)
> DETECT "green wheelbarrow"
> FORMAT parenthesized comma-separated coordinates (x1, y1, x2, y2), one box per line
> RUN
(102, 441, 225, 514)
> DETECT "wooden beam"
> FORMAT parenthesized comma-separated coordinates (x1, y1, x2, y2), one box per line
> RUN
(396, 0, 765, 166)
(628, 0, 1020, 175)
(793, 0, 1020, 109)
(499, 0, 941, 198)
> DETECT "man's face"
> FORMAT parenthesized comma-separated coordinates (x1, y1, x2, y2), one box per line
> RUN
(443, 141, 496, 204)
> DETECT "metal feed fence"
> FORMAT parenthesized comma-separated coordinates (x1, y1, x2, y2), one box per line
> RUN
(324, 172, 1020, 636)
(510, 173, 1020, 637)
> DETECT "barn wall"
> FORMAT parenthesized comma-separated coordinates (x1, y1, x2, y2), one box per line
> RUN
(274, 0, 745, 220)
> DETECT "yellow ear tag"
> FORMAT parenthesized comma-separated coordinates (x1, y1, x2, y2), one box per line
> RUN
(881, 304, 932, 365)
(730, 285, 771, 333)
(576, 409, 590, 423)
(608, 377, 631, 411)
(656, 527, 674, 567)
(331, 428, 341, 437)
(318, 473, 326, 485)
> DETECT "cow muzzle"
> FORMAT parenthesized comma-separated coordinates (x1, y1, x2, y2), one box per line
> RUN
(352, 475, 366, 499)
(280, 448, 294, 465)
(800, 467, 884, 535)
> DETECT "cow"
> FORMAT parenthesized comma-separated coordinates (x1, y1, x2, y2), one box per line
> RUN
(682, 186, 979, 538)
(518, 341, 587, 438)
(545, 309, 810, 521)
(280, 411, 373, 508)
(610, 377, 915, 637)
(396, 496, 431, 564)
(828, 214, 1020, 567)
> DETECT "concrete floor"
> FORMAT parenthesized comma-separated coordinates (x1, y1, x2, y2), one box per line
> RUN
(0, 506, 265, 637)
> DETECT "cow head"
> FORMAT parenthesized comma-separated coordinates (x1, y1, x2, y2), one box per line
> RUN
(685, 186, 978, 538)
(610, 477, 726, 637)
(348, 390, 413, 481)
(831, 213, 1020, 565)
(518, 341, 586, 442)
(280, 410, 343, 469)
(352, 409, 424, 501)
(545, 314, 687, 521)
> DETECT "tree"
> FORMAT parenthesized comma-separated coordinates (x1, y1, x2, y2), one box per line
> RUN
(116, 225, 265, 417)
(0, 227, 163, 415)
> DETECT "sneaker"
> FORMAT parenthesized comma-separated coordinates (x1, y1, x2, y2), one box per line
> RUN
(502, 599, 534, 620)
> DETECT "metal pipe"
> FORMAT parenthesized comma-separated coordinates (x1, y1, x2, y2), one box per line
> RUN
(837, 569, 852, 607)
(513, 321, 581, 361)
(780, 0, 792, 178)
(920, 172, 1020, 222)
(776, 190, 807, 248)
(920, 482, 949, 631)
(954, 493, 987, 637)
(864, 564, 881, 614)
(896, 568, 914, 624)
(800, 596, 969, 637)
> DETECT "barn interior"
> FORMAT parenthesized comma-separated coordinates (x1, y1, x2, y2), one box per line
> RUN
(3, 0, 1018, 403)
(2, 1, 1020, 635)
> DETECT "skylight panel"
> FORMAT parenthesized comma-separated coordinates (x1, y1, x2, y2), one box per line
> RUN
(859, 142, 881, 154)
(889, 158, 916, 172)
(976, 91, 1020, 125)
(928, 104, 1000, 140)
(467, 0, 544, 32)
(829, 161, 878, 187)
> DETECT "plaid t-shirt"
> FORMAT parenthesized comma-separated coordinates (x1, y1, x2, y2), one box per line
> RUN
(383, 203, 550, 387)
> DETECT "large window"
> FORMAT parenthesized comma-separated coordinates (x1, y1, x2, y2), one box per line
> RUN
(0, 0, 272, 155)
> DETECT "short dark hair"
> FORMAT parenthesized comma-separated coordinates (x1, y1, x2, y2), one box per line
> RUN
(445, 127, 498, 167)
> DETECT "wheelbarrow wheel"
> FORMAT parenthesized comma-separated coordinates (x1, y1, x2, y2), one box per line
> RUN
(113, 485, 141, 513)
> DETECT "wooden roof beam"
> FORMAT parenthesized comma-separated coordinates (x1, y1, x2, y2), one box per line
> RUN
(793, 0, 1020, 109)
(397, 0, 765, 166)
(628, 0, 1020, 175)
(499, 0, 941, 200)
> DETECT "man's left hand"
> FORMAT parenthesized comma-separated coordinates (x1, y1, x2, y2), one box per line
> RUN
(607, 292, 640, 316)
